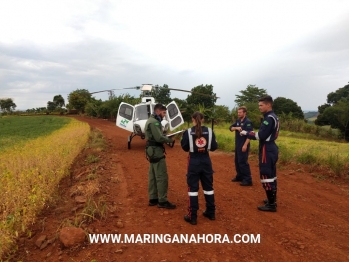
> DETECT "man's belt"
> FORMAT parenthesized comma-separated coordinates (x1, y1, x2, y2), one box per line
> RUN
(146, 141, 163, 147)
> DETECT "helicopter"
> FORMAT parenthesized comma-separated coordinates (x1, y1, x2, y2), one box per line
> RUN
(90, 84, 218, 149)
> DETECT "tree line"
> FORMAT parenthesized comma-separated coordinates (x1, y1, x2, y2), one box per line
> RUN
(315, 83, 349, 138)
(2, 83, 348, 139)
(60, 84, 304, 127)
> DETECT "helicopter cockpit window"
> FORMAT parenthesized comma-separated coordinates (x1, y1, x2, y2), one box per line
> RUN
(119, 104, 133, 121)
(135, 105, 149, 120)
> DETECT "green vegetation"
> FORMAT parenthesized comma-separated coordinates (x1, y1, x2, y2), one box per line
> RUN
(0, 116, 71, 150)
(304, 111, 318, 119)
(213, 124, 349, 177)
(0, 118, 90, 258)
(316, 83, 349, 140)
(234, 84, 267, 105)
(0, 98, 17, 113)
(273, 97, 304, 119)
(85, 154, 100, 164)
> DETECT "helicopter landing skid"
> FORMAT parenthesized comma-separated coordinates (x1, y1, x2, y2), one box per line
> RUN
(128, 132, 141, 149)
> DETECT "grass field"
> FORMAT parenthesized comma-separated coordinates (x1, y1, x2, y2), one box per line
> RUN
(306, 117, 317, 124)
(175, 122, 349, 176)
(0, 116, 90, 258)
(214, 123, 349, 176)
(0, 116, 71, 150)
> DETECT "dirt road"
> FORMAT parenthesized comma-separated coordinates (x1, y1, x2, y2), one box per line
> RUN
(14, 117, 349, 261)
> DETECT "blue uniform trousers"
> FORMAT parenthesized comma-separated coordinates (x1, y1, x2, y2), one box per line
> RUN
(186, 154, 215, 220)
(234, 144, 252, 183)
(259, 143, 278, 191)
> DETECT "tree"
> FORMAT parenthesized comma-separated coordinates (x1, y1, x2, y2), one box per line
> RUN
(85, 98, 103, 117)
(186, 84, 217, 109)
(150, 84, 172, 105)
(316, 84, 349, 140)
(53, 94, 65, 108)
(212, 105, 231, 123)
(83, 93, 141, 119)
(47, 101, 57, 112)
(316, 98, 349, 129)
(67, 89, 92, 113)
(273, 97, 304, 119)
(192, 103, 213, 120)
(0, 98, 17, 113)
(234, 85, 268, 106)
(318, 103, 331, 114)
(327, 84, 349, 105)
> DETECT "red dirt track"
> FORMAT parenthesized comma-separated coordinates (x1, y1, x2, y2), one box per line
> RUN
(14, 117, 349, 261)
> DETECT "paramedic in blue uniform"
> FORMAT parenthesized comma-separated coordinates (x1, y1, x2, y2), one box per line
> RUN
(181, 112, 218, 225)
(240, 96, 279, 212)
(229, 106, 253, 186)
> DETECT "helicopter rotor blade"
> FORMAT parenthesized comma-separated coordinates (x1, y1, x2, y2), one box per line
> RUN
(89, 85, 219, 99)
(89, 86, 139, 95)
(167, 88, 220, 99)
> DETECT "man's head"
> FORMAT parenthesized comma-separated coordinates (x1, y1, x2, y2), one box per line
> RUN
(258, 95, 273, 113)
(237, 106, 247, 120)
(154, 103, 167, 118)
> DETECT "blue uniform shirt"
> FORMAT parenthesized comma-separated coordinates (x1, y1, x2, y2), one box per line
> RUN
(247, 111, 279, 145)
(229, 117, 254, 147)
(181, 126, 218, 156)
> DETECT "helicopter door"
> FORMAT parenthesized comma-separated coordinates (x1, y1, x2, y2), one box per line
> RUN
(166, 101, 184, 131)
(116, 102, 135, 132)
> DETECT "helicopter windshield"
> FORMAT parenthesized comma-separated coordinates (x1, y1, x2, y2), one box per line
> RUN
(135, 105, 151, 121)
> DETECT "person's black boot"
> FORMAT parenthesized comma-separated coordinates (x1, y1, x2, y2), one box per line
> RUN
(263, 190, 277, 207)
(203, 210, 215, 220)
(184, 214, 197, 225)
(258, 190, 276, 212)
(148, 199, 158, 206)
(158, 201, 176, 209)
(231, 177, 241, 182)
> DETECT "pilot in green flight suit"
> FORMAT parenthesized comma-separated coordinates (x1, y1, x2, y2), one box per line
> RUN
(145, 103, 176, 209)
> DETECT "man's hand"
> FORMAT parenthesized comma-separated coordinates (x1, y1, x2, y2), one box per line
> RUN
(240, 130, 247, 136)
(166, 138, 175, 148)
(242, 144, 247, 152)
(231, 127, 242, 132)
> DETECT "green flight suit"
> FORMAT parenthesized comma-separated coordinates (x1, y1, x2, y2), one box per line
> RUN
(145, 114, 173, 202)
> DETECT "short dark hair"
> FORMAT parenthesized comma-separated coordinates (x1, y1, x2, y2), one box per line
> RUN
(258, 95, 273, 105)
(238, 106, 247, 113)
(154, 103, 166, 111)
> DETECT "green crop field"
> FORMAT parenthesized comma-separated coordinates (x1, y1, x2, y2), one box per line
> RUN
(0, 116, 71, 150)
(0, 116, 90, 258)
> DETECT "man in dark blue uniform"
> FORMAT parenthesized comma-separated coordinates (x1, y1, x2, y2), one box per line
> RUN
(181, 112, 218, 225)
(240, 96, 279, 212)
(230, 106, 253, 186)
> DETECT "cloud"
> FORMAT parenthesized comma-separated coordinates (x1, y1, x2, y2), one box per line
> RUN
(1, 0, 349, 111)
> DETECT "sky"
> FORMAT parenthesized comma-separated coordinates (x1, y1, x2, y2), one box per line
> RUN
(0, 0, 348, 111)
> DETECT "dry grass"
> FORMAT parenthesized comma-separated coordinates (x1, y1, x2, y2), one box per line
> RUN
(0, 119, 90, 258)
